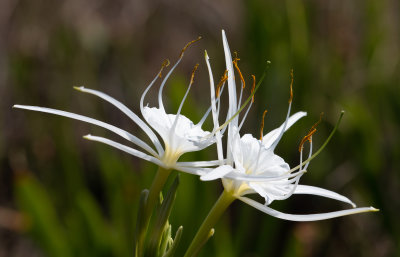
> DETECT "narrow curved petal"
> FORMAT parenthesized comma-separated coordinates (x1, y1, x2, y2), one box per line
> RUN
(13, 105, 159, 157)
(140, 71, 163, 117)
(224, 169, 306, 182)
(176, 160, 225, 168)
(221, 30, 238, 126)
(74, 86, 164, 156)
(201, 165, 234, 181)
(222, 30, 238, 165)
(293, 185, 356, 207)
(174, 166, 209, 176)
(238, 101, 253, 130)
(205, 51, 224, 161)
(263, 111, 307, 148)
(84, 134, 163, 166)
(238, 196, 378, 221)
(158, 58, 183, 112)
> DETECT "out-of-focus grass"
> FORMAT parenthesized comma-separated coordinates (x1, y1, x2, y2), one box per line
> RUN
(1, 0, 399, 256)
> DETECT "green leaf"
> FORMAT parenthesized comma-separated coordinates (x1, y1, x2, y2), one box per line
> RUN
(146, 175, 180, 257)
(158, 223, 171, 257)
(134, 189, 149, 257)
(162, 226, 183, 257)
(15, 176, 73, 257)
(75, 190, 113, 256)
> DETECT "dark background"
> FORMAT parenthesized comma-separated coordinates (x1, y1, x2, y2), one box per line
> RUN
(0, 0, 399, 256)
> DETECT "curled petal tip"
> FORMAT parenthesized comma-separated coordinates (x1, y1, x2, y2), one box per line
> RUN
(83, 134, 92, 139)
(73, 86, 84, 91)
(370, 207, 379, 212)
(13, 104, 27, 109)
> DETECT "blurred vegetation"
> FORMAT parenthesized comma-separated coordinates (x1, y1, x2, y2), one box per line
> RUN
(0, 0, 399, 256)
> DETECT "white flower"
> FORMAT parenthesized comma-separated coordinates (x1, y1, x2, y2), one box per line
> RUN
(14, 39, 221, 174)
(201, 30, 377, 221)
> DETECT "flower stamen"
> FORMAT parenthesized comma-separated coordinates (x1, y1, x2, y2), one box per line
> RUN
(251, 75, 256, 103)
(159, 59, 170, 78)
(299, 113, 323, 152)
(259, 109, 268, 140)
(233, 52, 246, 89)
(171, 63, 200, 135)
(180, 36, 202, 58)
(190, 63, 199, 85)
(159, 37, 201, 112)
(216, 70, 228, 97)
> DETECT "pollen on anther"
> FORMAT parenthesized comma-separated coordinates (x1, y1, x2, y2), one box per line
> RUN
(159, 59, 170, 78)
(190, 63, 199, 85)
(289, 69, 294, 103)
(298, 113, 324, 152)
(216, 70, 228, 97)
(180, 36, 202, 57)
(251, 75, 256, 102)
(233, 52, 246, 88)
(259, 109, 268, 140)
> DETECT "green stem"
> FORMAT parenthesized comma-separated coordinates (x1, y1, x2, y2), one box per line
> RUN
(146, 167, 171, 215)
(135, 167, 171, 257)
(184, 190, 235, 257)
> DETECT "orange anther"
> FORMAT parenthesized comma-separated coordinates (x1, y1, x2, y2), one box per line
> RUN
(190, 63, 199, 85)
(289, 69, 294, 103)
(159, 59, 170, 78)
(260, 109, 268, 140)
(233, 52, 246, 88)
(251, 75, 256, 103)
(216, 70, 228, 97)
(298, 113, 324, 152)
(180, 36, 202, 58)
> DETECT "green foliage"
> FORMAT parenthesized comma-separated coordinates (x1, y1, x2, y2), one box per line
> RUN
(16, 176, 73, 257)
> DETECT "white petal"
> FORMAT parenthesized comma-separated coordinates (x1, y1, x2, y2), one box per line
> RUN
(238, 196, 377, 221)
(205, 50, 224, 161)
(201, 165, 234, 181)
(176, 160, 225, 168)
(74, 86, 164, 156)
(13, 105, 159, 157)
(143, 107, 213, 153)
(222, 30, 238, 125)
(294, 185, 356, 207)
(232, 132, 290, 176)
(140, 70, 162, 117)
(158, 56, 183, 112)
(238, 101, 253, 130)
(263, 111, 307, 148)
(174, 166, 209, 176)
(249, 182, 268, 198)
(222, 30, 238, 165)
(84, 134, 163, 166)
(224, 169, 306, 182)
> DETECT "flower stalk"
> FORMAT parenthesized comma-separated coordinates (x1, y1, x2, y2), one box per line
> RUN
(134, 167, 171, 257)
(183, 190, 235, 257)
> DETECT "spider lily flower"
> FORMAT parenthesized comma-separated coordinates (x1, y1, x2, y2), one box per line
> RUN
(201, 30, 378, 222)
(13, 38, 221, 175)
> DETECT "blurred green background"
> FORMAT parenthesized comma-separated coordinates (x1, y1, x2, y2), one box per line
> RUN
(0, 0, 399, 256)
